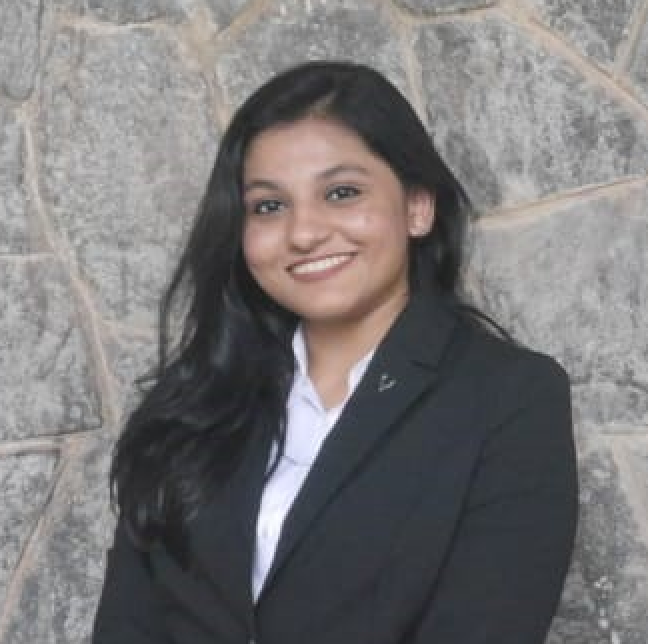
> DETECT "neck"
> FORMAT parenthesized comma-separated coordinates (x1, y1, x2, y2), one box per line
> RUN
(302, 290, 409, 387)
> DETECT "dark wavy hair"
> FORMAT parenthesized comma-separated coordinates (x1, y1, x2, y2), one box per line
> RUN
(112, 60, 478, 561)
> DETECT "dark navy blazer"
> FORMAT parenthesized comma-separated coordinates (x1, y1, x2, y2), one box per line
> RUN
(93, 289, 578, 644)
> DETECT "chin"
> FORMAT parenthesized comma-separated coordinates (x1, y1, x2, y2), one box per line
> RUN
(293, 305, 371, 328)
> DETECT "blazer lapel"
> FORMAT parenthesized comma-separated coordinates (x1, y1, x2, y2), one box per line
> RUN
(259, 289, 459, 600)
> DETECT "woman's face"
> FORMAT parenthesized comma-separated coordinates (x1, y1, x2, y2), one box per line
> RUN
(242, 117, 434, 331)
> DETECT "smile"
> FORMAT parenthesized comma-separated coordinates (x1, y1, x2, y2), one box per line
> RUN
(289, 253, 355, 276)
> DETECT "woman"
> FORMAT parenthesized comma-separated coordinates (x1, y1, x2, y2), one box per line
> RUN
(93, 61, 578, 644)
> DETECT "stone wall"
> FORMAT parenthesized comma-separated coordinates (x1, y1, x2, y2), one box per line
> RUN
(0, 0, 646, 642)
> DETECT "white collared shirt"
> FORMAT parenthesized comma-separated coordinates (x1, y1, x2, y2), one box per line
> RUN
(251, 328, 375, 601)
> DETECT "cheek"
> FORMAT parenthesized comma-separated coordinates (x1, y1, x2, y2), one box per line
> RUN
(242, 223, 274, 270)
(344, 204, 410, 242)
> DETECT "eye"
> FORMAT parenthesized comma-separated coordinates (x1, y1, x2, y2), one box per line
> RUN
(248, 198, 284, 216)
(326, 185, 361, 201)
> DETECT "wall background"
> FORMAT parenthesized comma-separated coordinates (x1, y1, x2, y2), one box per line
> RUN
(0, 0, 647, 642)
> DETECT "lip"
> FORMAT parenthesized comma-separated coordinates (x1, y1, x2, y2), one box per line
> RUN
(287, 252, 356, 281)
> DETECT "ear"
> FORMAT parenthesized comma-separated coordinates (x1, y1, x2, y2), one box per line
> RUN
(406, 188, 435, 238)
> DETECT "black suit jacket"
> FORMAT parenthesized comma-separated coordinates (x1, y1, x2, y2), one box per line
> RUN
(93, 290, 578, 644)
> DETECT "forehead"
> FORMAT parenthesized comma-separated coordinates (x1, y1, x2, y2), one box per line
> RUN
(243, 117, 378, 176)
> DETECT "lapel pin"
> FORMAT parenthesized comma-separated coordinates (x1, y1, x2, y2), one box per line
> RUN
(378, 373, 396, 392)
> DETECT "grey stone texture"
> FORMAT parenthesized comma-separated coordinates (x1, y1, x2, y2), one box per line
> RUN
(0, 450, 59, 611)
(468, 182, 648, 428)
(3, 438, 114, 644)
(0, 0, 41, 101)
(101, 326, 156, 420)
(191, 0, 254, 30)
(0, 260, 102, 440)
(0, 110, 35, 254)
(414, 14, 648, 210)
(394, 0, 493, 15)
(1, 0, 647, 642)
(39, 26, 219, 327)
(627, 13, 648, 107)
(214, 0, 409, 113)
(53, 0, 252, 29)
(523, 0, 644, 68)
(52, 0, 186, 24)
(549, 437, 648, 644)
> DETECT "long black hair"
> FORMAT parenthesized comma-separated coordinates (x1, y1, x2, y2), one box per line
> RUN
(112, 61, 476, 559)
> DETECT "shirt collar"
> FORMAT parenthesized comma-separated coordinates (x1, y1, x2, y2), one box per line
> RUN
(282, 327, 375, 466)
(291, 325, 376, 396)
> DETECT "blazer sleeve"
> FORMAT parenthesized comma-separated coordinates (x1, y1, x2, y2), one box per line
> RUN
(410, 355, 579, 644)
(92, 521, 171, 644)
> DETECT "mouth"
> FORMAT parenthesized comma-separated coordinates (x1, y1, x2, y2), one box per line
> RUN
(288, 252, 356, 277)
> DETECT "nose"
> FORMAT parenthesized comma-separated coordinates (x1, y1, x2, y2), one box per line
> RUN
(287, 201, 331, 251)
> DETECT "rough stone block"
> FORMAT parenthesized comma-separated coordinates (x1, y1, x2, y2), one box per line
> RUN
(51, 0, 253, 28)
(0, 109, 35, 254)
(214, 0, 410, 114)
(627, 13, 648, 107)
(522, 0, 643, 68)
(102, 327, 156, 422)
(3, 437, 115, 644)
(549, 435, 648, 644)
(0, 259, 102, 439)
(0, 0, 41, 100)
(394, 0, 492, 14)
(571, 382, 648, 431)
(50, 0, 185, 24)
(191, 0, 254, 30)
(39, 27, 219, 327)
(548, 555, 607, 644)
(413, 14, 648, 209)
(0, 450, 59, 612)
(467, 182, 648, 428)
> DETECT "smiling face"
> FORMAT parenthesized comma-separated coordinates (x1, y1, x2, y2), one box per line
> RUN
(242, 117, 434, 334)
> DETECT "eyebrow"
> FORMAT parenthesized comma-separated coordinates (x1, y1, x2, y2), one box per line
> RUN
(243, 179, 281, 194)
(243, 163, 370, 194)
(317, 163, 370, 180)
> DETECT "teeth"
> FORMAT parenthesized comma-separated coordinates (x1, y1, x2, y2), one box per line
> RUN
(291, 254, 352, 275)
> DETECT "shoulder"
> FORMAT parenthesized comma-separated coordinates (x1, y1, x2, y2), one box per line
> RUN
(402, 290, 568, 394)
(442, 315, 571, 426)
(455, 318, 567, 383)
(387, 290, 571, 428)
